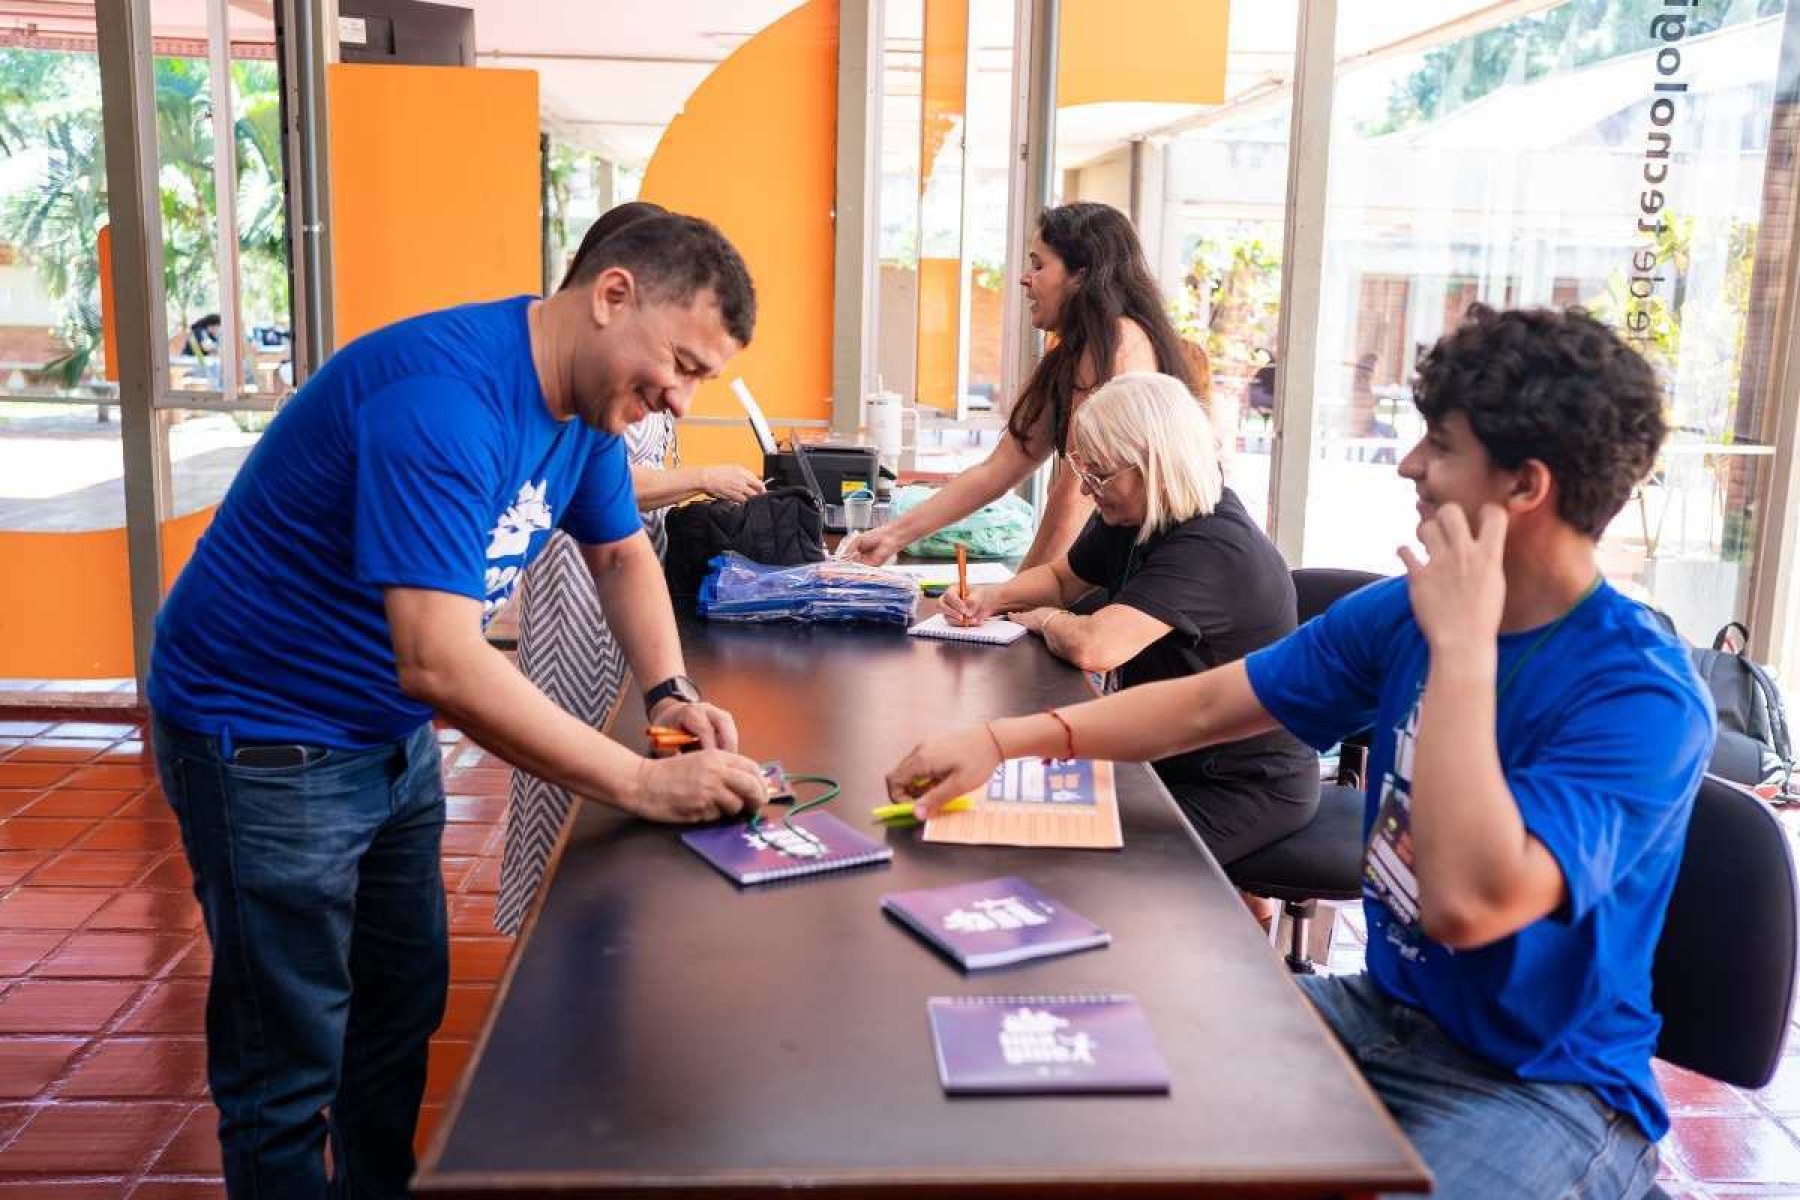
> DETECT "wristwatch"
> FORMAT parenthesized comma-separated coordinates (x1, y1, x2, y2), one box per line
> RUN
(644, 674, 702, 716)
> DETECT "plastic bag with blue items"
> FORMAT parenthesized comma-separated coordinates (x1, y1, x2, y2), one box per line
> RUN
(696, 553, 919, 625)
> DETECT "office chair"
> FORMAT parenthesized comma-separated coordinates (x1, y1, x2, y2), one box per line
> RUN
(1653, 774, 1798, 1087)
(1225, 568, 1383, 973)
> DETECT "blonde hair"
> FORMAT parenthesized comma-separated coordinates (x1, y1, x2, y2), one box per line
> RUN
(1067, 371, 1222, 544)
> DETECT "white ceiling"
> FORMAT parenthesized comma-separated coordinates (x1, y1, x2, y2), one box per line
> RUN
(1, 0, 1556, 169)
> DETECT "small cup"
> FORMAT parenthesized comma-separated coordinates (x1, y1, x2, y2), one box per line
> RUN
(844, 493, 875, 533)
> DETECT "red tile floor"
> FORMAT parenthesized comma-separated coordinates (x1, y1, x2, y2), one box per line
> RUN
(0, 716, 1797, 1197)
(0, 717, 509, 1198)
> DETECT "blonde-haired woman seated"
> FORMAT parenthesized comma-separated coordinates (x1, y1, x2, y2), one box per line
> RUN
(944, 371, 1318, 868)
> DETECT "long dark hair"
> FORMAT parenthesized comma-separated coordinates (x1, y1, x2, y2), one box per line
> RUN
(1011, 202, 1196, 454)
(558, 200, 670, 291)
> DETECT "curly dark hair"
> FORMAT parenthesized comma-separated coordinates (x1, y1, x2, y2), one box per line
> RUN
(1412, 305, 1666, 539)
(563, 212, 756, 347)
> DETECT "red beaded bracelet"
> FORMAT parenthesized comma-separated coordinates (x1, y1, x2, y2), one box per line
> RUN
(1044, 708, 1076, 761)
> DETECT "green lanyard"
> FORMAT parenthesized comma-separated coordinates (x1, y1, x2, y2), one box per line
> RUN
(1493, 575, 1603, 700)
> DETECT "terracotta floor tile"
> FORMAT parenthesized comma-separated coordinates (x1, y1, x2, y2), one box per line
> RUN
(1745, 1051, 1800, 1117)
(134, 857, 190, 892)
(424, 1038, 473, 1102)
(0, 981, 141, 1033)
(449, 893, 497, 934)
(75, 824, 182, 854)
(0, 931, 68, 975)
(1666, 1115, 1800, 1185)
(88, 892, 202, 934)
(0, 722, 53, 738)
(1, 741, 109, 765)
(464, 859, 500, 894)
(20, 792, 136, 821)
(0, 1104, 30, 1146)
(117, 982, 207, 1036)
(1656, 1059, 1762, 1116)
(148, 1106, 220, 1176)
(447, 937, 513, 983)
(109, 796, 176, 822)
(61, 766, 158, 792)
(439, 984, 496, 1037)
(0, 888, 112, 931)
(92, 742, 148, 764)
(49, 724, 140, 742)
(440, 857, 477, 892)
(0, 820, 97, 852)
(131, 1181, 225, 1199)
(0, 1039, 86, 1099)
(0, 763, 75, 789)
(0, 1182, 132, 1199)
(0, 1100, 187, 1172)
(0, 794, 38, 818)
(30, 852, 162, 890)
(36, 934, 192, 980)
(0, 852, 48, 888)
(166, 941, 208, 980)
(439, 824, 497, 857)
(444, 795, 506, 824)
(61, 1038, 208, 1099)
(413, 1101, 444, 1159)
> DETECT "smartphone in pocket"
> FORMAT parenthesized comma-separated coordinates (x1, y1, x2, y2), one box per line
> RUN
(232, 744, 312, 769)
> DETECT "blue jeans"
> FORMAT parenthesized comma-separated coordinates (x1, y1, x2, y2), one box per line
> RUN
(151, 716, 449, 1200)
(1299, 973, 1657, 1200)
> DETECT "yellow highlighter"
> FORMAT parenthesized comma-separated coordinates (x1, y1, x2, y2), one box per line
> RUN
(872, 795, 974, 822)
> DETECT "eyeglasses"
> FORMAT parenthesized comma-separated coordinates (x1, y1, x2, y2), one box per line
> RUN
(1069, 459, 1129, 494)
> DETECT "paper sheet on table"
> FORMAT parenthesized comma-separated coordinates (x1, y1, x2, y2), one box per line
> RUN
(923, 758, 1123, 850)
(888, 561, 1014, 587)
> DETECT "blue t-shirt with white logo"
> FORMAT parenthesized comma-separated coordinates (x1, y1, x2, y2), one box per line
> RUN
(1244, 577, 1713, 1139)
(149, 296, 642, 748)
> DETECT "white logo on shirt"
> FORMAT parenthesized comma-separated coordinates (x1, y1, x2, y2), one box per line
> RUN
(483, 480, 553, 618)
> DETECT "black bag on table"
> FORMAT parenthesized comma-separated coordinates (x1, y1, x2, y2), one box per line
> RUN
(662, 485, 826, 598)
(1692, 622, 1793, 793)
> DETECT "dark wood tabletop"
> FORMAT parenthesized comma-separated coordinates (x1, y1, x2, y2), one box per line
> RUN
(416, 612, 1429, 1199)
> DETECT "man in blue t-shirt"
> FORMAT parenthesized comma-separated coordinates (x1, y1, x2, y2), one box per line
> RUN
(887, 306, 1715, 1198)
(148, 214, 772, 1199)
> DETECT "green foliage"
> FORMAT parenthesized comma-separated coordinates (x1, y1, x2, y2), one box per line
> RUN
(1170, 228, 1282, 374)
(0, 48, 290, 384)
(1364, 0, 1786, 137)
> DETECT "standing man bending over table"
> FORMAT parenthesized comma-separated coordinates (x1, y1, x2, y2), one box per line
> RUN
(889, 305, 1715, 1199)
(148, 214, 770, 1199)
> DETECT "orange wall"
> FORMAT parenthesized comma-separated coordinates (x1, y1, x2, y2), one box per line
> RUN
(328, 64, 542, 345)
(640, 0, 838, 472)
(0, 507, 216, 679)
(1059, 0, 1229, 108)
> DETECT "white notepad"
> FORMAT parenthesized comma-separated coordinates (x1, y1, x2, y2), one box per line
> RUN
(907, 613, 1030, 646)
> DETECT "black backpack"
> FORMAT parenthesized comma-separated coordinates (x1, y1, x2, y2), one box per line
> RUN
(1692, 622, 1793, 793)
(662, 485, 826, 598)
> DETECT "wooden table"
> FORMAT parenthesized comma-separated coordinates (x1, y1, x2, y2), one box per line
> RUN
(416, 613, 1429, 1198)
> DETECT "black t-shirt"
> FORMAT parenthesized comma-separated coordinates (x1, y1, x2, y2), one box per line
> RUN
(1064, 488, 1317, 797)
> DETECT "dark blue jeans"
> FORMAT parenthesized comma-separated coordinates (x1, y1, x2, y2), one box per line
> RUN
(151, 716, 449, 1200)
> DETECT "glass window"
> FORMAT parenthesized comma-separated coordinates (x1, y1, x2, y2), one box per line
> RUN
(1312, 0, 1790, 647)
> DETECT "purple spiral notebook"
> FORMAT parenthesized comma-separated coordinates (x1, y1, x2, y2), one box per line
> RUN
(681, 810, 892, 886)
(881, 876, 1110, 970)
(926, 994, 1171, 1094)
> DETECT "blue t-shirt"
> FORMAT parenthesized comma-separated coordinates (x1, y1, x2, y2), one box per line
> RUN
(149, 296, 643, 748)
(1245, 577, 1714, 1140)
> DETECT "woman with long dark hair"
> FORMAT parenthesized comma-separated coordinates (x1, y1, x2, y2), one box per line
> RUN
(841, 201, 1199, 570)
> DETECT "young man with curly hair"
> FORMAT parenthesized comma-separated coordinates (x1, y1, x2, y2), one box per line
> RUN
(889, 305, 1716, 1198)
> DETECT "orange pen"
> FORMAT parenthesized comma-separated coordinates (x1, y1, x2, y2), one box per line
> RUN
(956, 543, 969, 602)
(645, 725, 700, 756)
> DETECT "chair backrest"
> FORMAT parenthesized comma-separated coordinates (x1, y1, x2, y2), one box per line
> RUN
(1652, 774, 1799, 1087)
(1291, 569, 1384, 784)
(1292, 567, 1384, 625)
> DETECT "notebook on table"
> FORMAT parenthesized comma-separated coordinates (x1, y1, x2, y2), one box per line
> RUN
(681, 810, 892, 886)
(924, 758, 1124, 850)
(907, 613, 1029, 646)
(926, 994, 1171, 1094)
(881, 876, 1110, 970)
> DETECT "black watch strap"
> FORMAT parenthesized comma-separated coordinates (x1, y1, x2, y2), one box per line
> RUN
(644, 674, 701, 715)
